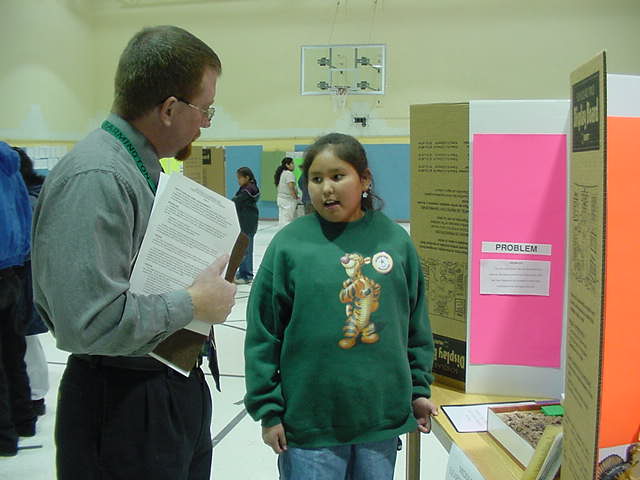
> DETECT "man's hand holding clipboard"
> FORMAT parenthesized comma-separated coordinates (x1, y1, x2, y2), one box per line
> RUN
(151, 232, 249, 381)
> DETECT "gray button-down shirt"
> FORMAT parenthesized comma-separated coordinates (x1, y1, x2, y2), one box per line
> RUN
(32, 114, 193, 356)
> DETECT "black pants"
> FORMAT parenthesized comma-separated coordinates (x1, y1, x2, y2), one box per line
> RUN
(0, 267, 35, 452)
(56, 355, 213, 480)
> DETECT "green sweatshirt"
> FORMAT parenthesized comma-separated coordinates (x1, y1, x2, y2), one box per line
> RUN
(244, 210, 434, 448)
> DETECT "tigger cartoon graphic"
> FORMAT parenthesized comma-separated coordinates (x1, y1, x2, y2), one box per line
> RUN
(338, 253, 382, 349)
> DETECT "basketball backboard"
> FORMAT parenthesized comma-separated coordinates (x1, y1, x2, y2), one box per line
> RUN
(301, 44, 385, 95)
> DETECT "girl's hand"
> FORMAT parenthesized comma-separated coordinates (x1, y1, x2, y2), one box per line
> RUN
(262, 423, 288, 454)
(412, 397, 439, 434)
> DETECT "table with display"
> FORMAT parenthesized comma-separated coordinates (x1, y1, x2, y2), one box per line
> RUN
(405, 383, 548, 480)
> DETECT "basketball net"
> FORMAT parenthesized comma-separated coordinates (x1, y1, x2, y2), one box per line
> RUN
(331, 86, 349, 112)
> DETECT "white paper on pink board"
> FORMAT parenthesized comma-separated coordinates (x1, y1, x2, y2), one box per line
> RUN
(479, 259, 550, 296)
(470, 134, 566, 368)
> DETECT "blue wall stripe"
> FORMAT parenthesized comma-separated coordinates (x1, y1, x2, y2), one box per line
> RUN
(365, 144, 410, 221)
(228, 143, 410, 221)
(225, 145, 262, 199)
(225, 145, 282, 220)
(294, 143, 410, 221)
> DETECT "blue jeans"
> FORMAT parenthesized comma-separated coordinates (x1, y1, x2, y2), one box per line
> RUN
(236, 233, 254, 280)
(278, 438, 398, 480)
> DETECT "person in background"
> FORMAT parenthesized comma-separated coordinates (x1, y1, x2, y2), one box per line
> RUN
(13, 147, 49, 417)
(31, 26, 236, 479)
(298, 172, 314, 215)
(0, 142, 36, 457)
(245, 133, 437, 479)
(233, 166, 260, 284)
(275, 157, 298, 226)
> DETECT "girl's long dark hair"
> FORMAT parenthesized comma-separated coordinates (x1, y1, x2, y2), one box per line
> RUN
(274, 157, 293, 186)
(13, 147, 44, 187)
(237, 166, 257, 185)
(301, 133, 382, 211)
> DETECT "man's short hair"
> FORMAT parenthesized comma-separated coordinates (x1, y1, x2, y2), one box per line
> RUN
(113, 25, 221, 121)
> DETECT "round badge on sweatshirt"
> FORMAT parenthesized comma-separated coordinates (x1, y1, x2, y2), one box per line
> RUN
(372, 252, 393, 274)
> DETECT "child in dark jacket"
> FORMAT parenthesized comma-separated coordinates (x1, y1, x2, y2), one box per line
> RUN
(232, 167, 260, 284)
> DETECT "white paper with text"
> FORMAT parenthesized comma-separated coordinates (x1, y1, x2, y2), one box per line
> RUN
(480, 259, 551, 296)
(441, 401, 535, 433)
(445, 444, 485, 480)
(129, 172, 240, 336)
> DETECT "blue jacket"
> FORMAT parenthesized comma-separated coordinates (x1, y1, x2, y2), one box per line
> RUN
(0, 142, 31, 269)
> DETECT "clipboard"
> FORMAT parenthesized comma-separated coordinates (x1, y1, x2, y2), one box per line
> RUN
(151, 232, 249, 382)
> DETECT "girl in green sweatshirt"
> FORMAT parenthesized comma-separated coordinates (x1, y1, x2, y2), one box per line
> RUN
(244, 133, 437, 479)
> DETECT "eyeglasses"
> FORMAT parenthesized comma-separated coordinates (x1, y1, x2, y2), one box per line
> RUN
(175, 97, 215, 122)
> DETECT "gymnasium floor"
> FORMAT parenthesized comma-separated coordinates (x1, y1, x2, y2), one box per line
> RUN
(1, 221, 448, 480)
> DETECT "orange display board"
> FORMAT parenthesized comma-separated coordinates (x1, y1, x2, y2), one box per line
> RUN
(599, 116, 640, 448)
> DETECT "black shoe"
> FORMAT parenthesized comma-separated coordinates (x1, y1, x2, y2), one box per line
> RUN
(32, 399, 46, 416)
(0, 444, 18, 457)
(15, 422, 35, 438)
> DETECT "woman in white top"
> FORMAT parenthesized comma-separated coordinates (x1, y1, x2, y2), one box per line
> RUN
(275, 157, 299, 226)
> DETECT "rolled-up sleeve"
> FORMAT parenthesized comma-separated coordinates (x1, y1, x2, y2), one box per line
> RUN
(32, 169, 193, 356)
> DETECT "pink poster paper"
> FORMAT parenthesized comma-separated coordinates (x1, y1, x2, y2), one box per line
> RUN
(470, 134, 566, 367)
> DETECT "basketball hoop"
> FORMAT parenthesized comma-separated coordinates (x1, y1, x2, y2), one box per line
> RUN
(331, 86, 350, 112)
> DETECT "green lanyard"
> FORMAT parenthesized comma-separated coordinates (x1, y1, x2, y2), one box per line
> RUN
(101, 120, 157, 194)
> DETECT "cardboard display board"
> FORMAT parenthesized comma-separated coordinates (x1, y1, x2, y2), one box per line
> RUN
(410, 101, 569, 398)
(564, 52, 608, 480)
(410, 103, 470, 390)
(205, 147, 225, 195)
(183, 149, 204, 184)
(564, 52, 640, 480)
(182, 146, 226, 196)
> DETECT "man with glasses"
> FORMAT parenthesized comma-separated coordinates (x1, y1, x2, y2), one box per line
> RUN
(31, 26, 234, 479)
(177, 97, 216, 123)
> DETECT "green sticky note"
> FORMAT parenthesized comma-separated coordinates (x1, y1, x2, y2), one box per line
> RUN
(541, 405, 564, 416)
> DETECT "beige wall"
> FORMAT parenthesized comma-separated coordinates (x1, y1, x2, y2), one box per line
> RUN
(2, 0, 640, 142)
(0, 0, 94, 140)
